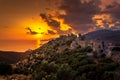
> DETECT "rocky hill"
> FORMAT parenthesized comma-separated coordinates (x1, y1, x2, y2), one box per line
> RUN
(15, 34, 78, 72)
(15, 30, 120, 73)
(13, 30, 120, 80)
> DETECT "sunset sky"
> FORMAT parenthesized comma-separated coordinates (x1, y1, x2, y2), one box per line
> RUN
(0, 0, 120, 52)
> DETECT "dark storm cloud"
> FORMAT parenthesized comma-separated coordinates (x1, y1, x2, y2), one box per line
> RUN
(58, 28, 74, 35)
(25, 27, 39, 35)
(58, 0, 101, 32)
(106, 4, 116, 9)
(40, 13, 73, 34)
(40, 13, 60, 29)
(104, 2, 120, 19)
(96, 1, 120, 29)
(47, 30, 56, 34)
(56, 0, 120, 31)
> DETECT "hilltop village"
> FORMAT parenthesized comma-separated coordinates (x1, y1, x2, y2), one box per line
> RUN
(66, 34, 120, 57)
(37, 33, 120, 57)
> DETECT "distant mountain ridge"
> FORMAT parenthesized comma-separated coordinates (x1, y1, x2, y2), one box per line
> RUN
(84, 29, 120, 43)
(0, 51, 28, 64)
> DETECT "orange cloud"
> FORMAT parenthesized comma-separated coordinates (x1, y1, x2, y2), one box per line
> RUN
(40, 11, 76, 35)
(92, 14, 115, 29)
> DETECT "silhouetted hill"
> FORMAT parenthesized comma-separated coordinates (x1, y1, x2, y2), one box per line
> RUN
(0, 51, 28, 64)
(85, 29, 120, 43)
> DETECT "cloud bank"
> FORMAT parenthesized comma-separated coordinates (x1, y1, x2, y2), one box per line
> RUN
(40, 0, 120, 34)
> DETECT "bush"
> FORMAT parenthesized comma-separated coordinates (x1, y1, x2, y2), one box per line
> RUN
(0, 63, 13, 75)
(85, 46, 93, 52)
